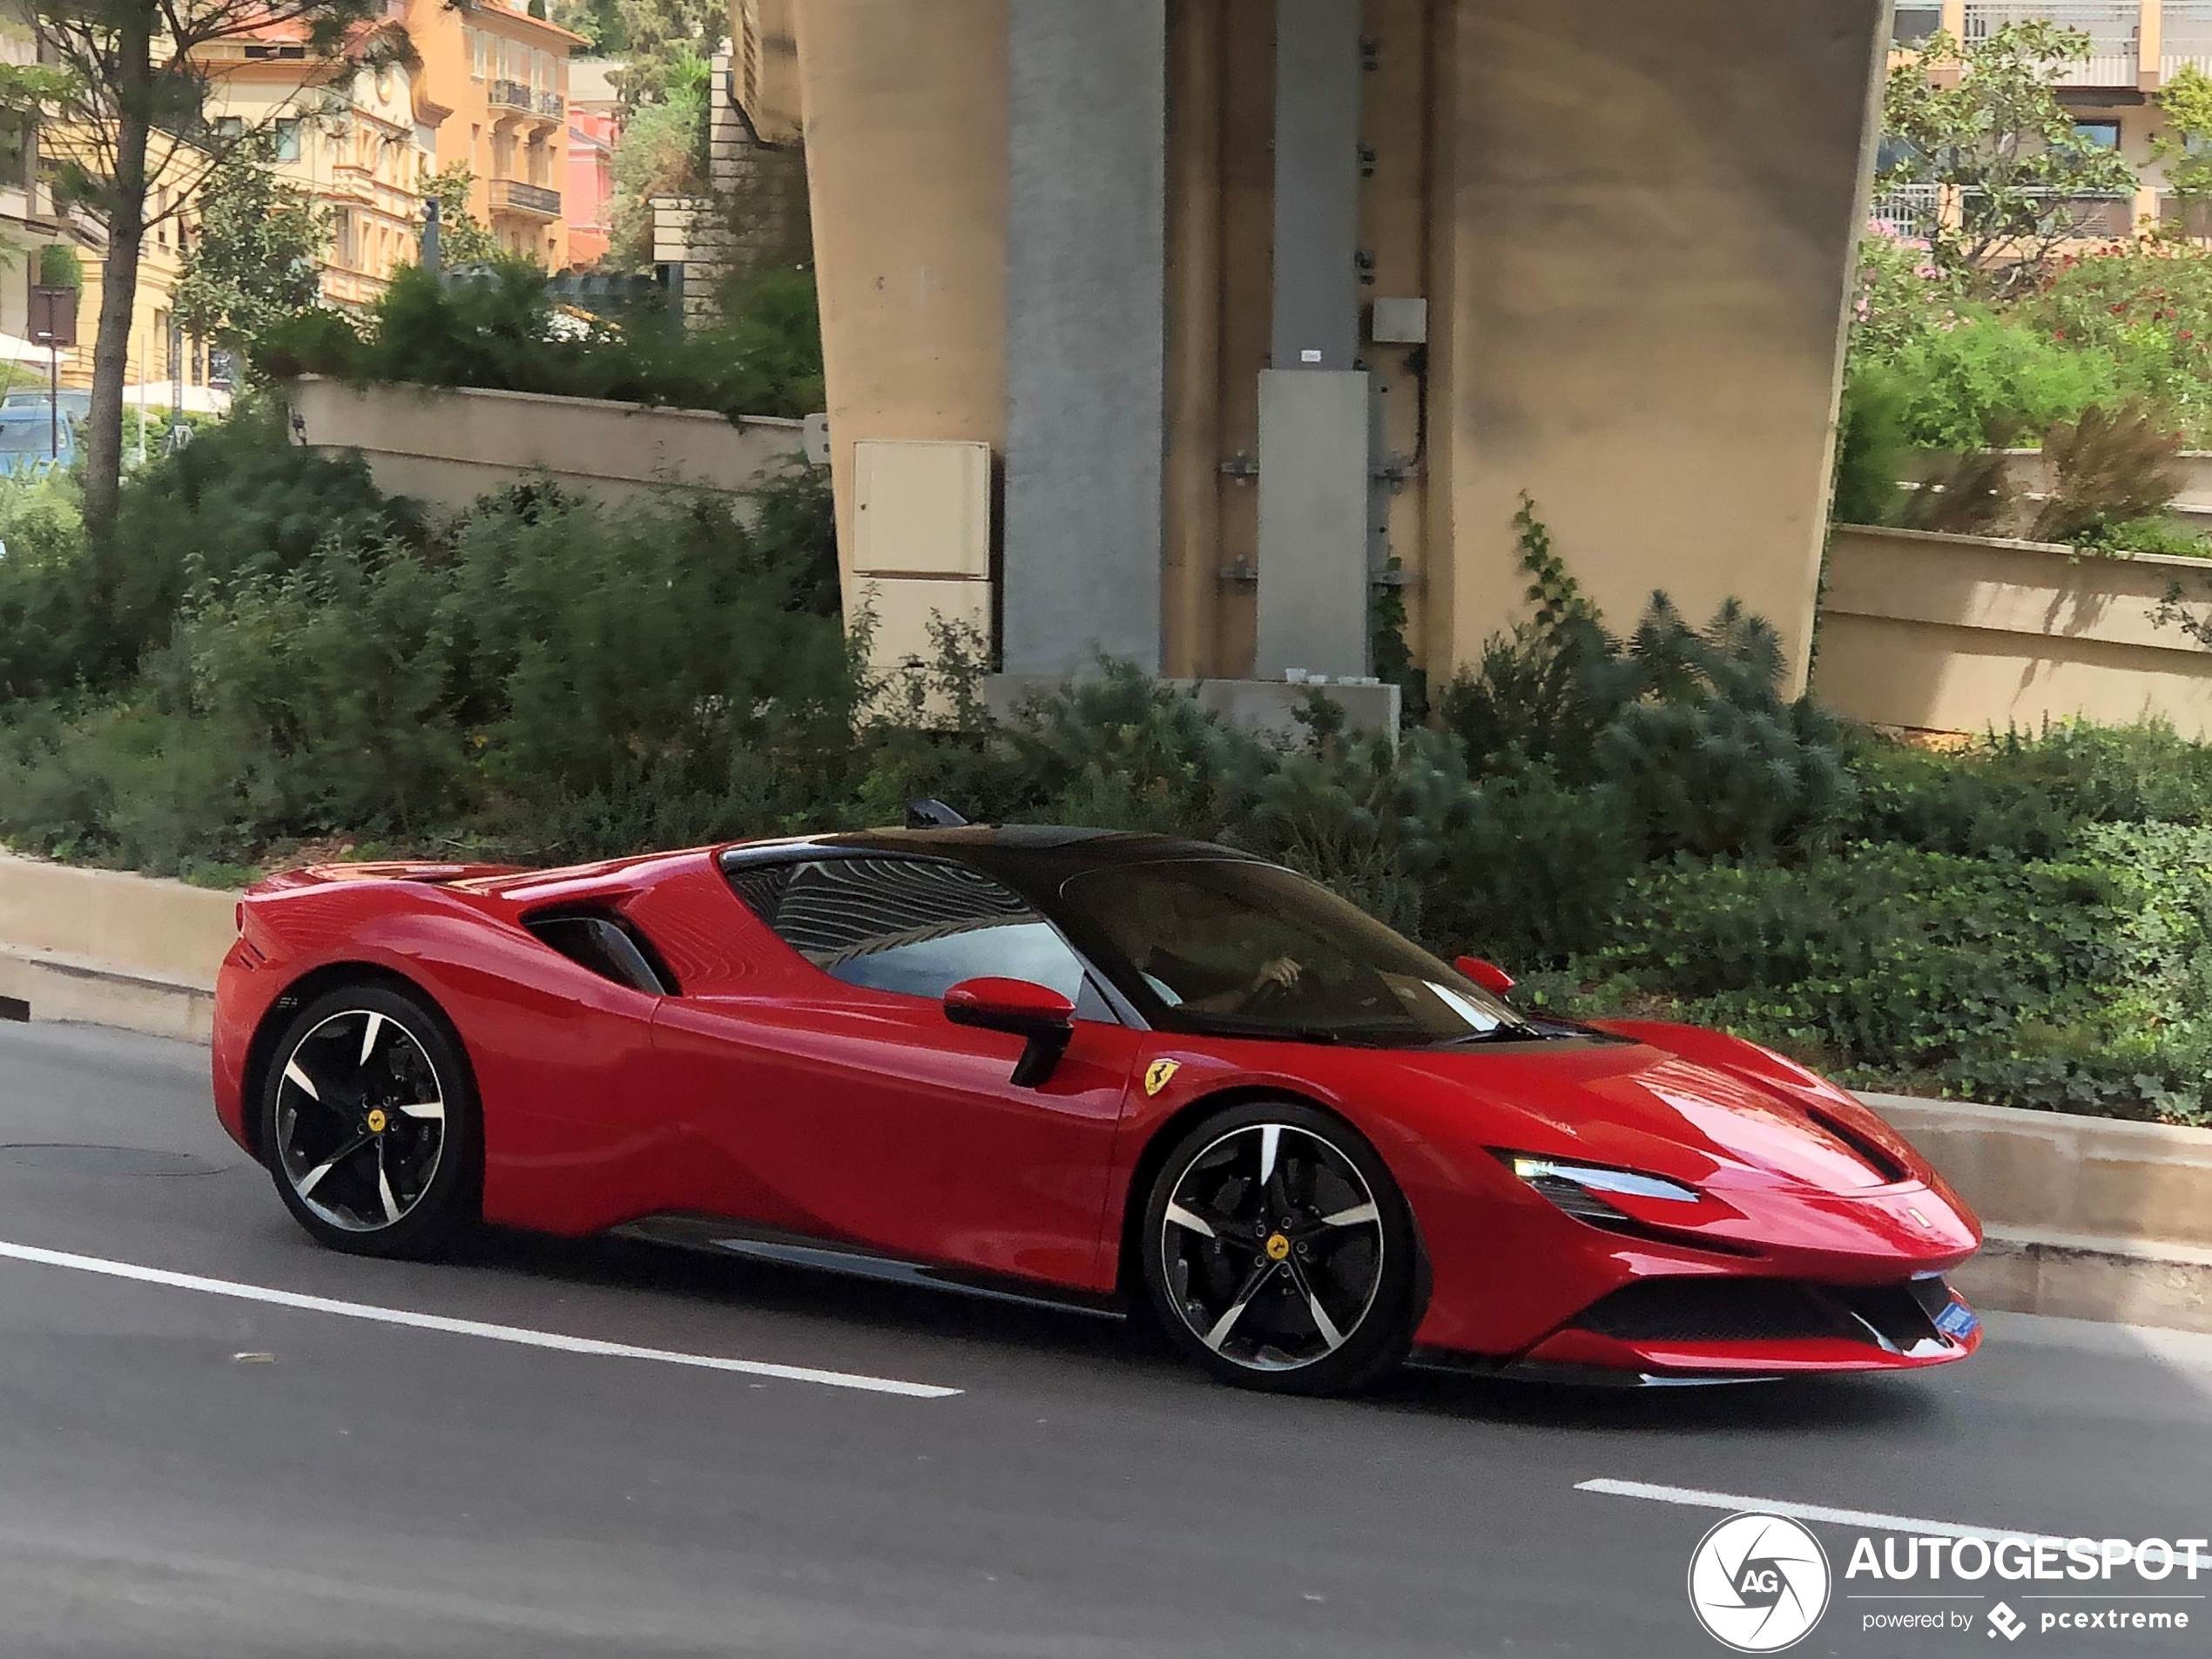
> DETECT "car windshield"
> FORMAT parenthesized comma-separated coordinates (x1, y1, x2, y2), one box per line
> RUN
(0, 421, 63, 456)
(1057, 859, 1528, 1044)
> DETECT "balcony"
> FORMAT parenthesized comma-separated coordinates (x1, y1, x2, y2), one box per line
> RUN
(538, 91, 565, 118)
(1871, 182, 1943, 239)
(489, 78, 534, 114)
(2167, 0, 2212, 77)
(1963, 3, 2141, 86)
(1871, 184, 2139, 242)
(489, 179, 561, 217)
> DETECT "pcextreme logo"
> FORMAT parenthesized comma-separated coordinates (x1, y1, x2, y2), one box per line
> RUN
(1687, 1514, 1832, 1653)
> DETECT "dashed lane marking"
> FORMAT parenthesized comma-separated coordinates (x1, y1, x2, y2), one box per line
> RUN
(0, 1237, 963, 1399)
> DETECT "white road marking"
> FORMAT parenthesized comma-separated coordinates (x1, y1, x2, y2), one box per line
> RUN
(0, 1238, 961, 1399)
(1576, 1479, 2067, 1545)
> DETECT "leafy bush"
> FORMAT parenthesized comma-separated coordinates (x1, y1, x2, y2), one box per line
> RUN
(1439, 502, 1855, 859)
(1883, 316, 2127, 450)
(1588, 830, 2212, 1123)
(259, 260, 825, 421)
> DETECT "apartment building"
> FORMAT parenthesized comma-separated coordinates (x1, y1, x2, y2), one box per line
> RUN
(407, 0, 585, 267)
(201, 14, 440, 309)
(1882, 1, 2212, 239)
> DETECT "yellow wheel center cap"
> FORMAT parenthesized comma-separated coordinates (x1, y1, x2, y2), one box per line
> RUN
(366, 1109, 388, 1134)
(1265, 1232, 1291, 1262)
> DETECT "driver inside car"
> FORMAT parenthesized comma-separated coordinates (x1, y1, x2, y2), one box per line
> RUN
(1092, 880, 1306, 1015)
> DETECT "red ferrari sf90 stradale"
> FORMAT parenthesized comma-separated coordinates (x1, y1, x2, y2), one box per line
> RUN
(212, 823, 1983, 1394)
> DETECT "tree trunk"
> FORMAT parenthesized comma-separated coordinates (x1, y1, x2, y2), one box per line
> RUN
(82, 3, 154, 550)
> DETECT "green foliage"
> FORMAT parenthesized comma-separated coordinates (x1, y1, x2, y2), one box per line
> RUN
(424, 164, 502, 270)
(1881, 315, 2126, 449)
(2068, 515, 2212, 558)
(172, 129, 330, 349)
(258, 260, 826, 421)
(2154, 64, 2212, 210)
(1439, 500, 1854, 859)
(1882, 22, 2139, 292)
(33, 243, 78, 290)
(1831, 368, 1908, 526)
(608, 54, 709, 270)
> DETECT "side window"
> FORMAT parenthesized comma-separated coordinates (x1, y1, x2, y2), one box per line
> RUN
(760, 859, 1094, 1007)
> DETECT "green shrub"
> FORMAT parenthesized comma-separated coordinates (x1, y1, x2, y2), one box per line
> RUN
(1885, 316, 2126, 449)
(258, 260, 826, 422)
(1439, 502, 1855, 858)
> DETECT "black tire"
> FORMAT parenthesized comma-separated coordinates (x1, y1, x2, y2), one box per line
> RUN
(260, 983, 481, 1258)
(1140, 1099, 1419, 1395)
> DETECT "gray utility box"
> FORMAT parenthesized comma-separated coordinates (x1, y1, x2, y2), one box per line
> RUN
(1255, 368, 1373, 682)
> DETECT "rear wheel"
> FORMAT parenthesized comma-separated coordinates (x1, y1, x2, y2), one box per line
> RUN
(1140, 1100, 1419, 1395)
(260, 984, 480, 1258)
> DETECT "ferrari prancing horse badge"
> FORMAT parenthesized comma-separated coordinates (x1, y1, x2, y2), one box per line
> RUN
(1144, 1059, 1181, 1097)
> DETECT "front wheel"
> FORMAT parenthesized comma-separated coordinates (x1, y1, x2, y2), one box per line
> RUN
(260, 984, 480, 1258)
(1140, 1101, 1420, 1395)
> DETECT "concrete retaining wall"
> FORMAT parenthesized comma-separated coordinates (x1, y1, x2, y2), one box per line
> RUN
(1816, 524, 2212, 738)
(0, 854, 233, 1042)
(284, 376, 807, 514)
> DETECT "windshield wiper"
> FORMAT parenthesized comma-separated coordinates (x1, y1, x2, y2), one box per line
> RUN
(1433, 1021, 1553, 1047)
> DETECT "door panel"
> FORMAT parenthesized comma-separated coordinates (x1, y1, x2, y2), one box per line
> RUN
(652, 992, 1140, 1290)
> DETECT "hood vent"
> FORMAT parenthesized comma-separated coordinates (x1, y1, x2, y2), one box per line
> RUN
(1802, 1105, 1910, 1185)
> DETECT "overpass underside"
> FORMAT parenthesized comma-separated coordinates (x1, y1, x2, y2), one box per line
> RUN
(787, 0, 1887, 697)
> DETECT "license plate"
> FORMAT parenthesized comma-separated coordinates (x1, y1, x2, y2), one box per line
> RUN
(1935, 1298, 1980, 1341)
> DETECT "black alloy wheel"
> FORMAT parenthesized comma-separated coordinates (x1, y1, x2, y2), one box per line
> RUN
(260, 984, 480, 1258)
(1141, 1100, 1419, 1394)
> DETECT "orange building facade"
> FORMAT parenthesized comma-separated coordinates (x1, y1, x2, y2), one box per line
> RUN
(403, 0, 584, 267)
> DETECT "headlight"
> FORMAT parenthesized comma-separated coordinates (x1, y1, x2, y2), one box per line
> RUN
(1506, 1155, 1701, 1214)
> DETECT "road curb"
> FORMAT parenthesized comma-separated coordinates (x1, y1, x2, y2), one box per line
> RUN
(0, 946, 214, 1043)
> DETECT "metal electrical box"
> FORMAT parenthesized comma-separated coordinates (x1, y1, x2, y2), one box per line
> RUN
(852, 439, 993, 578)
(847, 439, 995, 679)
(1255, 369, 1373, 681)
(1370, 297, 1428, 345)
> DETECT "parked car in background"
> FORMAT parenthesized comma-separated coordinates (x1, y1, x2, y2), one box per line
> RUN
(0, 388, 91, 422)
(0, 406, 75, 475)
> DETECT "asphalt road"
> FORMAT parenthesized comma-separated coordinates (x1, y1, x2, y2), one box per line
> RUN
(0, 1019, 2208, 1659)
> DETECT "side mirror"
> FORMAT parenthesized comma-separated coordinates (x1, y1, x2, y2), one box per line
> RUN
(1456, 955, 1516, 997)
(944, 977, 1076, 1089)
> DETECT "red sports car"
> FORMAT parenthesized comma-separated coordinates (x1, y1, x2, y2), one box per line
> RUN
(211, 824, 1983, 1394)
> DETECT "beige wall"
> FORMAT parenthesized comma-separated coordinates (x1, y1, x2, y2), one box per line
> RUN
(287, 376, 805, 512)
(792, 0, 1008, 637)
(1817, 525, 2212, 737)
(1438, 0, 1880, 693)
(792, 0, 1884, 691)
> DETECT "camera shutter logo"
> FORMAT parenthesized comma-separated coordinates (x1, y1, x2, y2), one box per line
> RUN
(1686, 1514, 1831, 1653)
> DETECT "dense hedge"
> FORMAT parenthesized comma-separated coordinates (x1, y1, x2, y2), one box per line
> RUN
(3, 419, 2210, 1123)
(255, 261, 825, 423)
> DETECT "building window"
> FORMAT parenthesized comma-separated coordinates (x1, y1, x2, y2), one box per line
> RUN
(275, 118, 302, 162)
(2074, 120, 2123, 151)
(1893, 6, 1943, 45)
(469, 29, 489, 80)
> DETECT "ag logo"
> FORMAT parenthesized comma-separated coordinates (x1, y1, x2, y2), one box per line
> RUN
(1687, 1514, 1831, 1653)
(1143, 1059, 1181, 1097)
